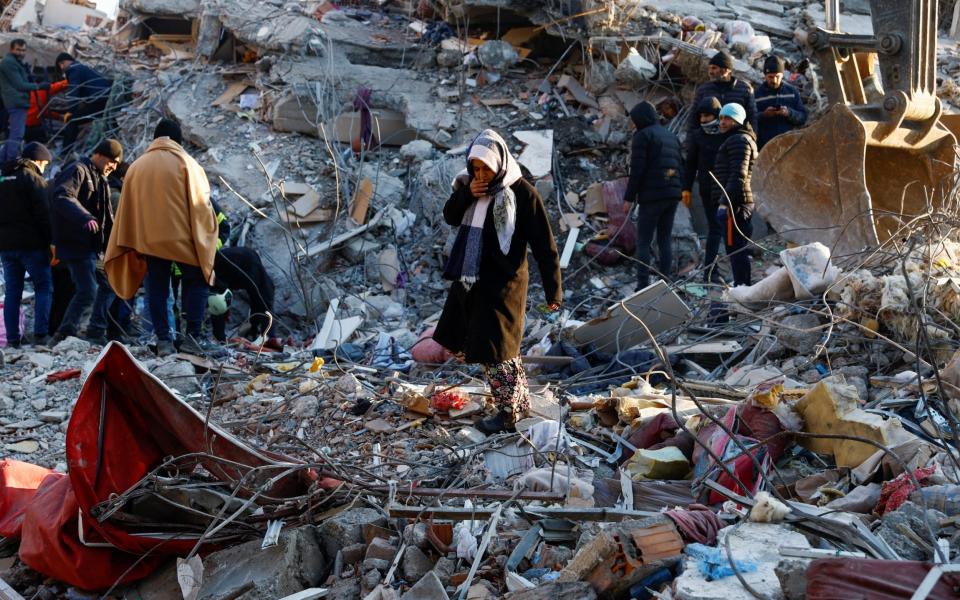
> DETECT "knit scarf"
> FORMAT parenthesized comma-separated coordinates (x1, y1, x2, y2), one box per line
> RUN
(442, 129, 521, 287)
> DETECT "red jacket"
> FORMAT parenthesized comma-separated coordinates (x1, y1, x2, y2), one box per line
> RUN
(26, 79, 67, 128)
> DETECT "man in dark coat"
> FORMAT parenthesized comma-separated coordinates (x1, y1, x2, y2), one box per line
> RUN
(755, 55, 807, 149)
(687, 51, 757, 136)
(624, 101, 683, 290)
(0, 39, 49, 163)
(683, 96, 725, 283)
(209, 245, 276, 343)
(56, 53, 112, 156)
(50, 138, 123, 343)
(710, 103, 758, 287)
(0, 142, 53, 347)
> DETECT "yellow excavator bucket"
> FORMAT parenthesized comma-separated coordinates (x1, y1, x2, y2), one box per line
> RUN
(754, 0, 957, 257)
(755, 104, 956, 257)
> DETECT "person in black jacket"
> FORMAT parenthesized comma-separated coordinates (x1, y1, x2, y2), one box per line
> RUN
(56, 53, 112, 157)
(755, 55, 807, 149)
(49, 138, 123, 344)
(624, 101, 683, 290)
(209, 246, 276, 343)
(682, 97, 725, 283)
(0, 142, 53, 347)
(687, 52, 758, 136)
(710, 103, 758, 287)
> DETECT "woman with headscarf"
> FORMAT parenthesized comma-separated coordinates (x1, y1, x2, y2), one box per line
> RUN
(434, 129, 563, 434)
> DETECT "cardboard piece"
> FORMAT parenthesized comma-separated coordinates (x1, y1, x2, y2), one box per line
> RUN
(212, 81, 254, 107)
(572, 280, 691, 353)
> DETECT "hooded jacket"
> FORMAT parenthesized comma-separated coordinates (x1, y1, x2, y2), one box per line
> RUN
(687, 77, 758, 135)
(0, 159, 51, 251)
(0, 52, 42, 110)
(105, 137, 219, 299)
(710, 123, 758, 212)
(755, 79, 806, 149)
(683, 97, 725, 197)
(623, 102, 683, 205)
(50, 158, 111, 259)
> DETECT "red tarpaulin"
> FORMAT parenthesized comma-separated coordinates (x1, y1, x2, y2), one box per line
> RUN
(0, 342, 313, 591)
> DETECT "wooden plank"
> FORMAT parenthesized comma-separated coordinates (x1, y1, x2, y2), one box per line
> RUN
(350, 178, 373, 225)
(304, 210, 386, 257)
(281, 208, 334, 224)
(211, 81, 251, 107)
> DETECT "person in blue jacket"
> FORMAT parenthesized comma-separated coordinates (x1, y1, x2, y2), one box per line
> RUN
(55, 53, 112, 156)
(755, 55, 807, 150)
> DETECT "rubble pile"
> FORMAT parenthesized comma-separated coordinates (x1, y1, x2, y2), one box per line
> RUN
(2, 1, 960, 599)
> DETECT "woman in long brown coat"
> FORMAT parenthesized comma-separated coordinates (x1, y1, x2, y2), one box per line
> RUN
(434, 129, 562, 433)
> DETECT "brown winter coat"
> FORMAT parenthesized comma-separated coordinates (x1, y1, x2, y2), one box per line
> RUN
(434, 179, 562, 364)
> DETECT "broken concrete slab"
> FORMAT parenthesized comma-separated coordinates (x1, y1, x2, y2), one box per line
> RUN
(401, 545, 433, 583)
(400, 570, 447, 600)
(134, 527, 327, 600)
(512, 130, 553, 179)
(316, 508, 388, 560)
(504, 582, 597, 599)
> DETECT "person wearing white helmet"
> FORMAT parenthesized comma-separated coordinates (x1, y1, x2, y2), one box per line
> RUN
(710, 102, 757, 287)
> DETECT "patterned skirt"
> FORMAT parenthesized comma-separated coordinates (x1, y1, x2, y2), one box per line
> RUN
(481, 356, 530, 417)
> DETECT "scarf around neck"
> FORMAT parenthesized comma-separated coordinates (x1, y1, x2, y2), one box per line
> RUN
(442, 129, 522, 287)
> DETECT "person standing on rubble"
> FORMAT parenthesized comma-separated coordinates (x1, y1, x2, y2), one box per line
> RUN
(104, 118, 223, 357)
(49, 139, 122, 344)
(755, 55, 807, 150)
(682, 97, 725, 283)
(624, 101, 683, 290)
(0, 142, 53, 347)
(687, 51, 757, 136)
(0, 39, 50, 164)
(55, 53, 112, 157)
(434, 129, 562, 434)
(711, 103, 757, 287)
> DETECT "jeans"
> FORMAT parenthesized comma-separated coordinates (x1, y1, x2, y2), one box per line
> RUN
(699, 187, 722, 279)
(725, 206, 754, 287)
(1, 249, 53, 341)
(2, 108, 27, 163)
(634, 199, 678, 289)
(58, 257, 115, 335)
(145, 257, 207, 341)
(138, 277, 176, 340)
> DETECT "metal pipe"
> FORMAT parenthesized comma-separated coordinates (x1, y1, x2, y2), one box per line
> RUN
(826, 0, 840, 30)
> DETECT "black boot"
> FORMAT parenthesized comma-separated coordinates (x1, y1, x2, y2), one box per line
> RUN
(475, 410, 514, 434)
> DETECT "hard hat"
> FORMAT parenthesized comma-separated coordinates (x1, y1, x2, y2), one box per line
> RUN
(208, 289, 232, 316)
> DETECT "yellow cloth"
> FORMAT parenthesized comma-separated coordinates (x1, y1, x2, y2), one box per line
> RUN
(105, 137, 218, 299)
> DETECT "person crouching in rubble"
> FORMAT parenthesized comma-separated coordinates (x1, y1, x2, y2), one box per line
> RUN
(624, 101, 683, 290)
(104, 118, 223, 357)
(433, 129, 562, 434)
(711, 103, 757, 287)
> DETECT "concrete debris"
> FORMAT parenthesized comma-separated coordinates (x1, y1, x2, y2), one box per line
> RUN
(3, 2, 960, 600)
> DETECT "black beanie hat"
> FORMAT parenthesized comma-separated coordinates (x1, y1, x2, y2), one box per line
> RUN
(55, 52, 74, 65)
(763, 55, 785, 74)
(153, 118, 183, 145)
(94, 139, 123, 163)
(709, 51, 734, 70)
(22, 142, 52, 162)
(697, 96, 722, 117)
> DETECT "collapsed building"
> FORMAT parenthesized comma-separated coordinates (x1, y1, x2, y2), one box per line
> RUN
(1, 0, 960, 599)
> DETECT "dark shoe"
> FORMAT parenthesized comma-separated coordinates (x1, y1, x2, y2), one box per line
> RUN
(5, 337, 21, 349)
(84, 329, 108, 346)
(50, 329, 75, 345)
(28, 334, 49, 347)
(155, 340, 176, 356)
(475, 410, 514, 434)
(179, 335, 228, 358)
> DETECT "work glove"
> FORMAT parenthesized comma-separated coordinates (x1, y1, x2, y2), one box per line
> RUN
(681, 190, 692, 208)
